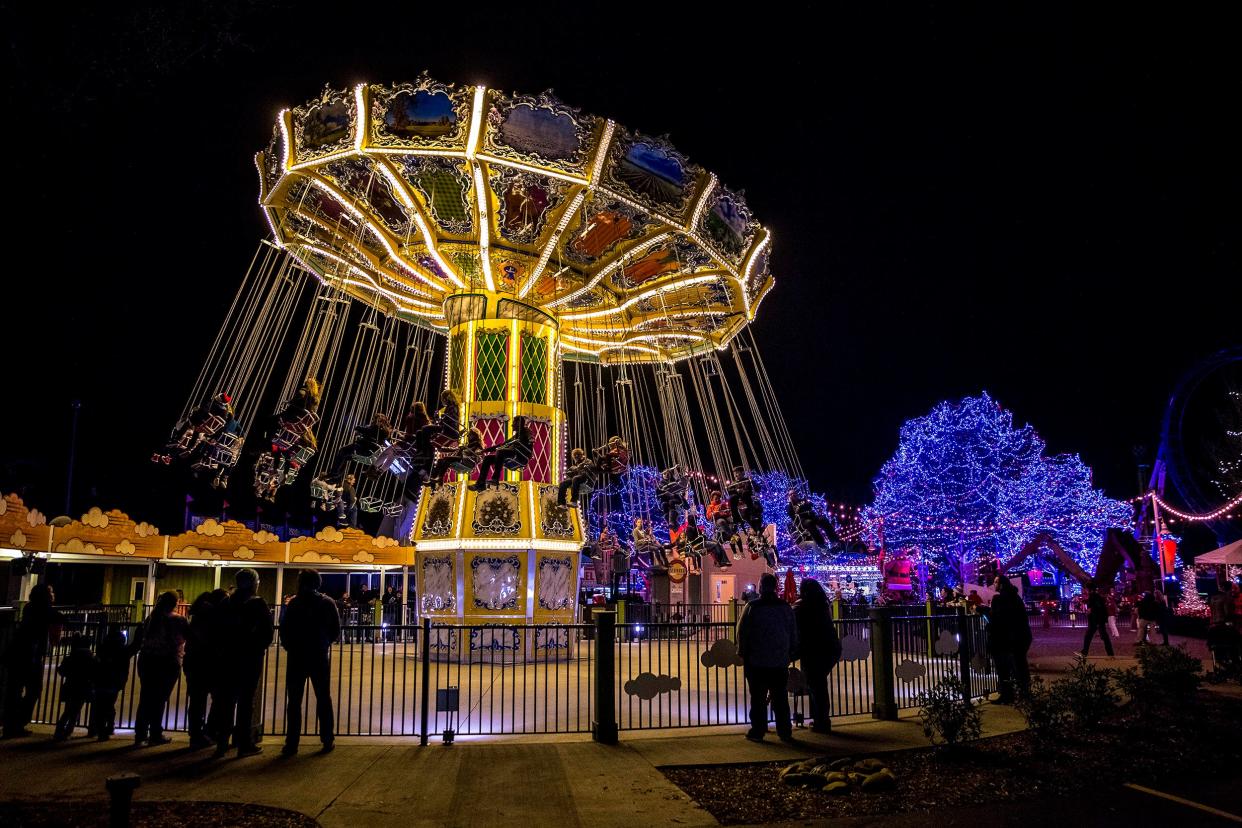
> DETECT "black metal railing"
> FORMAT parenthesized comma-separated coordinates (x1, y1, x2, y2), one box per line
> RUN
(9, 608, 999, 741)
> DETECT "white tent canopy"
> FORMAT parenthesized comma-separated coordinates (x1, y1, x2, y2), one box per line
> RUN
(1194, 538, 1242, 564)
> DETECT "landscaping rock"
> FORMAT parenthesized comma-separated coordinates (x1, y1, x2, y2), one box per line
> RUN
(778, 760, 816, 779)
(822, 780, 850, 795)
(782, 772, 828, 788)
(861, 769, 897, 792)
(856, 758, 887, 772)
(825, 771, 848, 783)
(828, 757, 854, 771)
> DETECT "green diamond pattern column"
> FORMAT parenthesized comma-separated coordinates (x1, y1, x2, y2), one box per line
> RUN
(520, 333, 548, 404)
(474, 329, 509, 401)
(449, 331, 467, 398)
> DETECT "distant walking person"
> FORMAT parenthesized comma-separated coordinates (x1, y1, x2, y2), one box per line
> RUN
(988, 576, 1033, 702)
(1080, 583, 1115, 658)
(2, 584, 64, 739)
(793, 578, 842, 733)
(1154, 589, 1172, 645)
(1136, 591, 1161, 645)
(52, 634, 97, 740)
(134, 591, 190, 745)
(736, 572, 798, 743)
(212, 569, 273, 757)
(90, 622, 135, 741)
(1105, 590, 1120, 640)
(279, 569, 342, 756)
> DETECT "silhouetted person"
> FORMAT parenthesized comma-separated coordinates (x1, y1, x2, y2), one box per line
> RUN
(736, 572, 798, 743)
(134, 591, 190, 746)
(988, 576, 1033, 703)
(279, 569, 342, 756)
(1081, 582, 1115, 658)
(2, 583, 63, 738)
(90, 622, 135, 741)
(52, 634, 96, 741)
(794, 578, 841, 733)
(185, 591, 223, 749)
(212, 569, 273, 757)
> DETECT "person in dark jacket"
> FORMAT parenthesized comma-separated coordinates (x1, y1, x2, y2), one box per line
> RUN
(52, 634, 97, 741)
(325, 412, 392, 482)
(184, 591, 223, 748)
(472, 416, 532, 491)
(556, 448, 597, 507)
(212, 569, 273, 757)
(988, 576, 1033, 702)
(90, 622, 136, 741)
(1080, 582, 1115, 658)
(134, 591, 190, 745)
(2, 583, 64, 739)
(279, 569, 342, 755)
(736, 572, 798, 742)
(1136, 591, 1162, 645)
(794, 578, 842, 733)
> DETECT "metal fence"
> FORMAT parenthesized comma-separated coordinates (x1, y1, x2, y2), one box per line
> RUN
(10, 608, 998, 742)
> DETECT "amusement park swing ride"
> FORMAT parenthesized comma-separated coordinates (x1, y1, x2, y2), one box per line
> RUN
(139, 77, 858, 630)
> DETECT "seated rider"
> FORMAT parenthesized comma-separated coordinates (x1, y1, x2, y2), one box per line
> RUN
(335, 473, 359, 529)
(632, 517, 668, 570)
(434, 389, 461, 443)
(706, 490, 743, 559)
(278, 378, 321, 426)
(429, 427, 485, 490)
(726, 465, 764, 535)
(471, 416, 531, 492)
(556, 448, 598, 508)
(787, 490, 841, 549)
(400, 403, 437, 500)
(655, 466, 689, 528)
(592, 436, 629, 479)
(324, 412, 392, 483)
(154, 392, 235, 463)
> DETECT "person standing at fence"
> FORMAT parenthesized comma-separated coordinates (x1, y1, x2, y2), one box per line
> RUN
(794, 578, 842, 734)
(1080, 583, 1115, 658)
(212, 569, 273, 758)
(279, 569, 341, 756)
(988, 576, 1032, 703)
(89, 622, 135, 741)
(1154, 588, 1172, 645)
(134, 591, 190, 746)
(1136, 591, 1160, 645)
(184, 591, 222, 749)
(52, 633, 97, 741)
(2, 584, 64, 739)
(736, 572, 798, 743)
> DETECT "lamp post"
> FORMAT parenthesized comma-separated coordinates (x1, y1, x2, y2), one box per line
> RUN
(65, 399, 81, 516)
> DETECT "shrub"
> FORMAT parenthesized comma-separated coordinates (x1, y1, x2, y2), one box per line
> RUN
(917, 676, 982, 749)
(1057, 660, 1121, 729)
(1118, 644, 1203, 704)
(1015, 677, 1074, 748)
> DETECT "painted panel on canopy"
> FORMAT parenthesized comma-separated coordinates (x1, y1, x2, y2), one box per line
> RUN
(321, 158, 410, 234)
(369, 78, 471, 150)
(492, 170, 569, 245)
(562, 197, 650, 266)
(699, 186, 756, 265)
(632, 278, 732, 316)
(485, 93, 595, 172)
(611, 239, 713, 290)
(399, 157, 473, 234)
(605, 134, 700, 218)
(293, 89, 355, 160)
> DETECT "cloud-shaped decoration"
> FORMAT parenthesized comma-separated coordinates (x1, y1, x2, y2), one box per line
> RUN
(934, 630, 959, 657)
(292, 550, 341, 564)
(787, 666, 810, 693)
(894, 659, 927, 683)
(81, 507, 109, 529)
(196, 519, 226, 537)
(0, 497, 7, 515)
(700, 638, 744, 668)
(970, 654, 988, 674)
(371, 535, 399, 549)
(115, 540, 136, 556)
(233, 546, 256, 560)
(352, 550, 375, 563)
(171, 545, 221, 560)
(624, 672, 682, 700)
(252, 530, 280, 545)
(57, 538, 104, 555)
(840, 634, 871, 662)
(316, 526, 345, 543)
(10, 529, 27, 549)
(134, 522, 160, 538)
(27, 509, 47, 527)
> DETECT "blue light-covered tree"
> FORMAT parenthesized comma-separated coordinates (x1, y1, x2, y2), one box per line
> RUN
(862, 393, 1133, 582)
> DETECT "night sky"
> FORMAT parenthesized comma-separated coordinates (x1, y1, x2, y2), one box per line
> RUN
(3, 4, 1238, 542)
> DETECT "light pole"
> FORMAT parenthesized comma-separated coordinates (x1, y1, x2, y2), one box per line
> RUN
(65, 399, 81, 516)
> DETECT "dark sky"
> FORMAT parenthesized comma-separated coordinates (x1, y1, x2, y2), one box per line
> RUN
(3, 3, 1238, 533)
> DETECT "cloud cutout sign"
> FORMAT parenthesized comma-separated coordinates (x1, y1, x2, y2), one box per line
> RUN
(624, 672, 682, 700)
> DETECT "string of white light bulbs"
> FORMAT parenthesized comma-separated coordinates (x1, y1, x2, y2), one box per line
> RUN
(1146, 489, 1242, 522)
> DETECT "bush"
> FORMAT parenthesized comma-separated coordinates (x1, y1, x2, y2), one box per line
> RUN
(1057, 660, 1121, 729)
(1118, 644, 1203, 704)
(917, 676, 983, 749)
(1015, 677, 1074, 748)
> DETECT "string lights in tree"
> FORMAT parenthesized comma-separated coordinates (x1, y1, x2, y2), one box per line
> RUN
(862, 393, 1133, 582)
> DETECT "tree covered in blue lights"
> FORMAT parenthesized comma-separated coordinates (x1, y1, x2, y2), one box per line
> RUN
(862, 393, 1133, 580)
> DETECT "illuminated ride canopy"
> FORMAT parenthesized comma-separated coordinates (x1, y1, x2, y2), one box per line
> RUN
(257, 77, 775, 364)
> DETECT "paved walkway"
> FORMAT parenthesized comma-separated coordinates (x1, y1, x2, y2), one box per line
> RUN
(0, 706, 1026, 827)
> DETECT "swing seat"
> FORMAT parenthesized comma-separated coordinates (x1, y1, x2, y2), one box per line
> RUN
(352, 446, 383, 466)
(271, 427, 301, 451)
(208, 433, 243, 466)
(431, 431, 459, 452)
(381, 501, 403, 517)
(502, 443, 533, 471)
(374, 442, 412, 473)
(278, 409, 319, 432)
(290, 446, 316, 467)
(196, 414, 226, 436)
(447, 456, 477, 474)
(359, 496, 383, 513)
(309, 480, 338, 501)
